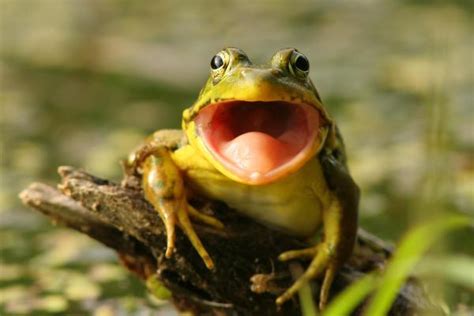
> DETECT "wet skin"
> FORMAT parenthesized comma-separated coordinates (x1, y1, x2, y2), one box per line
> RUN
(126, 47, 359, 309)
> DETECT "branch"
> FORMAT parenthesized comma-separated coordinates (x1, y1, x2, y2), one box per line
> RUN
(20, 166, 435, 315)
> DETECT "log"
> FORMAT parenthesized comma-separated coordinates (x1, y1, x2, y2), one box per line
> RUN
(19, 166, 435, 315)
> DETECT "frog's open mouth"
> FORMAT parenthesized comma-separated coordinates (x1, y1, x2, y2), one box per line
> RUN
(195, 100, 321, 184)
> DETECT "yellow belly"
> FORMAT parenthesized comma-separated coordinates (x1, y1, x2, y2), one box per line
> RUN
(172, 145, 332, 237)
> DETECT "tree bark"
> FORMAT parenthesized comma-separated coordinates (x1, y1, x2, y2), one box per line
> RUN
(19, 166, 434, 315)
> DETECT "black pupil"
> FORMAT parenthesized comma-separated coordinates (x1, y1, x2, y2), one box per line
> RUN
(295, 55, 309, 72)
(211, 55, 224, 70)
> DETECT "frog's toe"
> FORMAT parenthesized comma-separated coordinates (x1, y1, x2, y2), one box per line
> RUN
(278, 245, 319, 261)
(319, 265, 337, 310)
(188, 205, 224, 230)
(163, 215, 177, 258)
(157, 199, 215, 269)
(276, 246, 330, 306)
(176, 202, 215, 269)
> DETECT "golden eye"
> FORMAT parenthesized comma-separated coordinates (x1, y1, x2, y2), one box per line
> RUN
(289, 51, 310, 77)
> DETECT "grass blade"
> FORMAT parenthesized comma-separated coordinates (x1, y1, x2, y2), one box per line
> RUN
(365, 215, 471, 316)
(323, 272, 378, 316)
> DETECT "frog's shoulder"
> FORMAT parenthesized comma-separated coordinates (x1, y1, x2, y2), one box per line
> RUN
(319, 122, 359, 202)
(332, 125, 348, 169)
(322, 124, 348, 171)
(149, 129, 188, 150)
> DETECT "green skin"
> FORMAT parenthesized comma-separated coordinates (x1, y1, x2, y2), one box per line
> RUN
(126, 47, 359, 309)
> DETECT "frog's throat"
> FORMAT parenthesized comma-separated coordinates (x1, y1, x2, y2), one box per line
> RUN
(191, 100, 327, 185)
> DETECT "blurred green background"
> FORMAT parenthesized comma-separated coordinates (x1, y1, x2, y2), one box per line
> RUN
(1, 0, 472, 315)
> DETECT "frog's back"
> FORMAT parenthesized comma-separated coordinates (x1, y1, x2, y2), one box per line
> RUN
(172, 145, 330, 237)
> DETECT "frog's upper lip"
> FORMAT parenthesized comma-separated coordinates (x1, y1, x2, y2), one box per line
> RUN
(195, 100, 321, 184)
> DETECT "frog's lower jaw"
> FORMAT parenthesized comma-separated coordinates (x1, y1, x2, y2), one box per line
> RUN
(194, 100, 321, 185)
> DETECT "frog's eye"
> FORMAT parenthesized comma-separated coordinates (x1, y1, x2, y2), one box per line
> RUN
(210, 55, 224, 70)
(289, 51, 310, 78)
(210, 51, 229, 71)
(210, 50, 231, 82)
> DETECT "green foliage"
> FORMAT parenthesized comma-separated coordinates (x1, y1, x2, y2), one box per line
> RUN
(299, 279, 319, 316)
(324, 215, 472, 316)
(323, 273, 377, 316)
(365, 216, 471, 315)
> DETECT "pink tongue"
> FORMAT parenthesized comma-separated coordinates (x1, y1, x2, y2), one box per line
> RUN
(221, 132, 291, 174)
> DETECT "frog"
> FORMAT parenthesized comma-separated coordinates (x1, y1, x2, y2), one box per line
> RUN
(125, 47, 359, 309)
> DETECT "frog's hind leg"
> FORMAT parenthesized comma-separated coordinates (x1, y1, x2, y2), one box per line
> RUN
(276, 198, 356, 310)
(139, 146, 223, 270)
(276, 244, 331, 306)
(277, 154, 359, 309)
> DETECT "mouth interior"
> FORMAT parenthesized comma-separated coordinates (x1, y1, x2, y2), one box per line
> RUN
(195, 101, 320, 181)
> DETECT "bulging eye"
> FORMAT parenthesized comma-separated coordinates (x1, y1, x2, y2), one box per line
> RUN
(210, 51, 229, 71)
(294, 55, 309, 72)
(209, 50, 231, 82)
(289, 51, 310, 77)
(210, 55, 224, 70)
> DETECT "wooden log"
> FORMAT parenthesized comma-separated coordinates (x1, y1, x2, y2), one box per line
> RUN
(19, 166, 436, 315)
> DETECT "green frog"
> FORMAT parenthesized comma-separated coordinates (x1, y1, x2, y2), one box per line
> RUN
(126, 47, 359, 309)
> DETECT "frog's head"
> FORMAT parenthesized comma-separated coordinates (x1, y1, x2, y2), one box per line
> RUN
(183, 47, 334, 185)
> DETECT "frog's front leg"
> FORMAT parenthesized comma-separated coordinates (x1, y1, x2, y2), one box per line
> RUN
(130, 143, 224, 270)
(276, 155, 359, 309)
